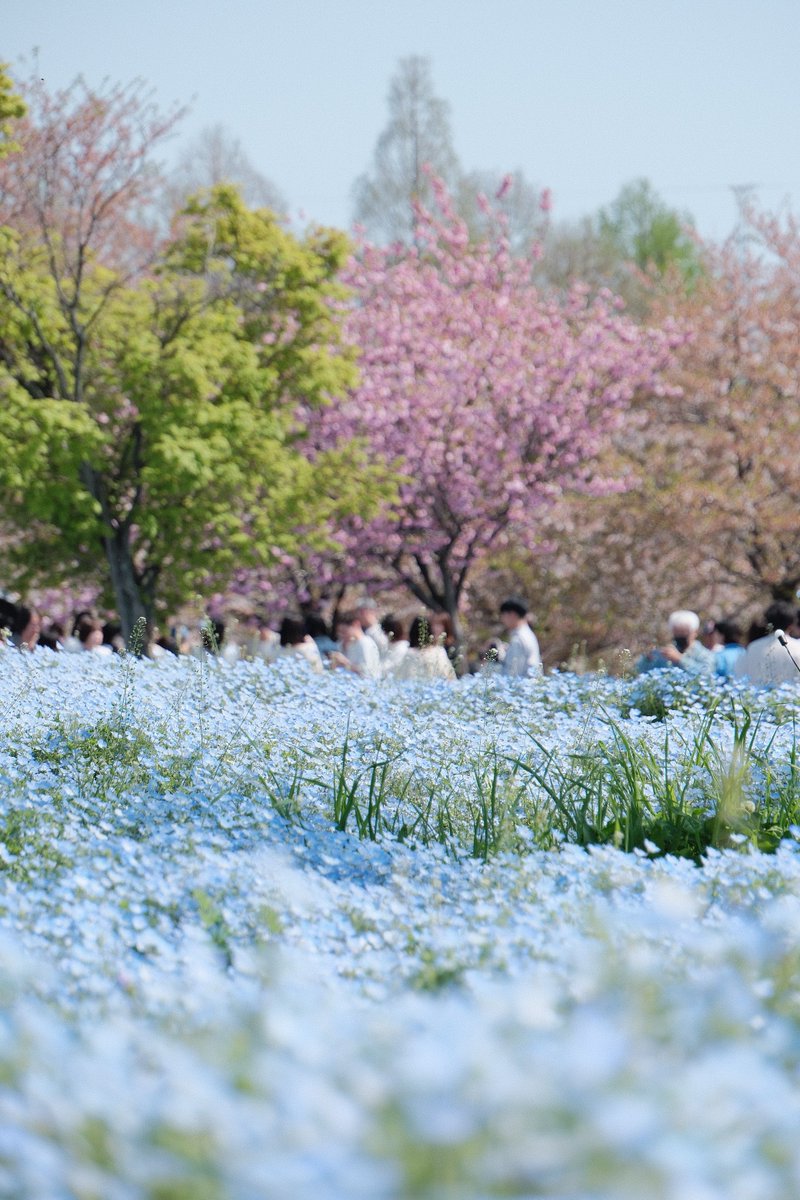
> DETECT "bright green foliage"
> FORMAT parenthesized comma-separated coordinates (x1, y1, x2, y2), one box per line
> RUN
(597, 177, 702, 284)
(0, 181, 390, 636)
(0, 64, 25, 157)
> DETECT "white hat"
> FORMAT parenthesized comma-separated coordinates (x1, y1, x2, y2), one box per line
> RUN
(668, 610, 700, 634)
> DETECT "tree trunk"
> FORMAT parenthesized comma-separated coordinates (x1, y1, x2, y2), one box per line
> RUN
(439, 561, 464, 647)
(403, 553, 467, 649)
(103, 526, 148, 647)
(81, 461, 150, 648)
(329, 584, 347, 629)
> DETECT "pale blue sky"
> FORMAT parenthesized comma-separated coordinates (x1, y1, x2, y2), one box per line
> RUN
(5, 0, 799, 239)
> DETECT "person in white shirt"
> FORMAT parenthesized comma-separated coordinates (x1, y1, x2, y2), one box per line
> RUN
(392, 615, 455, 682)
(499, 597, 541, 678)
(246, 617, 281, 665)
(330, 610, 382, 679)
(356, 597, 390, 661)
(734, 601, 800, 686)
(380, 615, 410, 676)
(78, 617, 113, 655)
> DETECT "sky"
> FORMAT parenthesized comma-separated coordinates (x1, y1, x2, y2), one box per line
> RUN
(4, 0, 800, 241)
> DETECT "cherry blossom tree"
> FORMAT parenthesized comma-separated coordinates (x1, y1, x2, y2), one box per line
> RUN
(493, 205, 800, 661)
(646, 207, 800, 607)
(306, 178, 683, 636)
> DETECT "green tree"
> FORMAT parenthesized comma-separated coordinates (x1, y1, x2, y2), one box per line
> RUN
(597, 178, 702, 283)
(0, 76, 389, 640)
(0, 63, 25, 157)
(539, 179, 703, 313)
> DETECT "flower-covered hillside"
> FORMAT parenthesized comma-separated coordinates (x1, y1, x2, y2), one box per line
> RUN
(1, 651, 800, 1197)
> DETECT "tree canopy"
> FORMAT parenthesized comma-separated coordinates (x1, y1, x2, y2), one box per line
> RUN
(536, 179, 704, 316)
(0, 63, 25, 158)
(307, 178, 681, 632)
(597, 178, 702, 284)
(0, 73, 390, 639)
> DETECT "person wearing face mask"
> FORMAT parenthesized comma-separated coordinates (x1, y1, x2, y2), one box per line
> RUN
(638, 610, 715, 676)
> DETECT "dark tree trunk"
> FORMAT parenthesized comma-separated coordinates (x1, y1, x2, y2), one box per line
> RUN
(405, 553, 465, 650)
(329, 584, 347, 629)
(103, 526, 148, 646)
(81, 461, 151, 648)
(438, 558, 464, 648)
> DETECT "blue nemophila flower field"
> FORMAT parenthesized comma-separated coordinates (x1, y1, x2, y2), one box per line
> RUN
(2, 649, 800, 1198)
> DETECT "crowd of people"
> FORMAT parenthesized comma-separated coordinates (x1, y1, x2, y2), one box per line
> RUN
(638, 602, 800, 687)
(0, 594, 542, 681)
(3, 589, 800, 687)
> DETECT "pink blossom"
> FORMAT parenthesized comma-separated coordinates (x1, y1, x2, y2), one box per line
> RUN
(247, 177, 679, 624)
